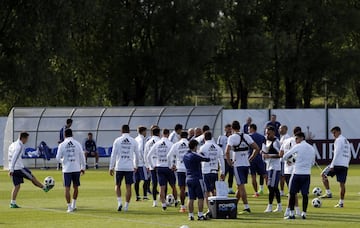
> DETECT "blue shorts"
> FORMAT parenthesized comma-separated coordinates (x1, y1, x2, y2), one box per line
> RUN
(116, 171, 135, 185)
(289, 174, 310, 195)
(186, 179, 206, 200)
(151, 170, 158, 184)
(12, 168, 33, 186)
(234, 166, 249, 185)
(156, 167, 176, 187)
(250, 157, 266, 176)
(64, 172, 81, 187)
(322, 165, 348, 183)
(135, 166, 149, 182)
(267, 170, 281, 187)
(203, 173, 218, 192)
(177, 172, 186, 187)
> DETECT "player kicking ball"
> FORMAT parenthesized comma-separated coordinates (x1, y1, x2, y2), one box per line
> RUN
(8, 132, 52, 208)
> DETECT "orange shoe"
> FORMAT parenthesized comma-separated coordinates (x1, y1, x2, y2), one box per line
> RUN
(179, 207, 187, 213)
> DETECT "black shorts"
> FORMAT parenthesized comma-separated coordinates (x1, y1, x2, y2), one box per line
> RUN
(64, 172, 81, 187)
(322, 165, 348, 183)
(12, 168, 34, 186)
(85, 151, 97, 157)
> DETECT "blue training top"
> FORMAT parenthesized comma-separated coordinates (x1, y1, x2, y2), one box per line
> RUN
(183, 150, 210, 181)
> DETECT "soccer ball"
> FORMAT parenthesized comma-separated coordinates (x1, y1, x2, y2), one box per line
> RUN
(44, 176, 55, 187)
(166, 194, 175, 206)
(312, 187, 322, 196)
(286, 153, 297, 166)
(312, 198, 322, 208)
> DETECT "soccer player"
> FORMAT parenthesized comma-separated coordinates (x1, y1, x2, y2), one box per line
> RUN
(169, 124, 183, 143)
(147, 129, 177, 211)
(195, 125, 210, 146)
(226, 120, 260, 213)
(183, 140, 210, 221)
(58, 118, 73, 170)
(83, 132, 99, 169)
(262, 126, 282, 213)
(167, 131, 189, 212)
(279, 125, 290, 196)
(187, 128, 195, 140)
(191, 127, 202, 140)
(8, 132, 51, 208)
(201, 131, 225, 217)
(320, 126, 351, 208)
(56, 129, 86, 212)
(134, 126, 150, 201)
(144, 125, 161, 207)
(264, 114, 281, 138)
(283, 132, 315, 219)
(217, 124, 235, 194)
(243, 117, 252, 134)
(248, 124, 267, 197)
(109, 124, 139, 212)
(280, 126, 302, 217)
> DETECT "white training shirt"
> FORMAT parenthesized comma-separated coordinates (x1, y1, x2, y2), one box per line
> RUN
(195, 134, 206, 146)
(57, 137, 86, 173)
(262, 138, 281, 171)
(8, 139, 25, 172)
(283, 141, 315, 175)
(147, 137, 173, 169)
(200, 140, 225, 175)
(135, 134, 146, 167)
(144, 136, 160, 170)
(217, 134, 232, 159)
(280, 136, 296, 174)
(227, 132, 254, 167)
(280, 133, 291, 145)
(169, 131, 180, 144)
(330, 134, 351, 168)
(109, 133, 139, 172)
(167, 138, 189, 173)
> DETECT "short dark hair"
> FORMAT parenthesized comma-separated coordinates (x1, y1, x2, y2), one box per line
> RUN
(204, 131, 212, 140)
(249, 123, 257, 131)
(163, 128, 170, 135)
(174, 124, 183, 131)
(65, 128, 73, 137)
(180, 131, 188, 139)
(331, 126, 341, 132)
(88, 132, 93, 136)
(293, 126, 302, 135)
(66, 119, 73, 125)
(232, 121, 241, 130)
(267, 126, 275, 132)
(225, 124, 231, 128)
(122, 125, 130, 133)
(19, 132, 29, 139)
(202, 125, 210, 132)
(152, 127, 160, 136)
(189, 140, 199, 150)
(295, 132, 305, 139)
(138, 126, 147, 134)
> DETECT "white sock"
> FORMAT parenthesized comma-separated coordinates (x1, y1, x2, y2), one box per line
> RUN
(198, 212, 203, 217)
(189, 213, 194, 218)
(181, 205, 186, 209)
(277, 203, 282, 207)
(162, 203, 167, 207)
(326, 189, 331, 194)
(339, 199, 344, 204)
(10, 200, 16, 204)
(67, 203, 71, 208)
(124, 202, 129, 208)
(295, 206, 300, 214)
(289, 210, 294, 216)
(260, 185, 264, 191)
(71, 199, 77, 208)
(117, 197, 122, 206)
(280, 190, 284, 195)
(302, 211, 306, 216)
(244, 204, 250, 209)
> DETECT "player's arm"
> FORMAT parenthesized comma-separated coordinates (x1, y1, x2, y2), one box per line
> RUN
(133, 141, 139, 171)
(225, 144, 232, 166)
(282, 146, 296, 161)
(146, 144, 156, 170)
(9, 145, 21, 174)
(55, 144, 63, 162)
(248, 142, 260, 162)
(195, 152, 210, 162)
(167, 145, 176, 170)
(218, 149, 226, 180)
(78, 144, 86, 174)
(109, 141, 117, 176)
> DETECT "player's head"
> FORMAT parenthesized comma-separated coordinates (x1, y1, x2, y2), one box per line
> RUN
(249, 123, 257, 134)
(122, 125, 130, 134)
(137, 126, 147, 137)
(266, 126, 275, 139)
(152, 126, 160, 137)
(65, 129, 73, 138)
(162, 128, 170, 137)
(19, 132, 29, 144)
(293, 126, 302, 136)
(189, 140, 199, 152)
(202, 125, 210, 134)
(180, 131, 188, 139)
(279, 125, 288, 135)
(231, 120, 241, 131)
(270, 114, 277, 122)
(331, 126, 341, 138)
(295, 132, 305, 143)
(204, 131, 212, 141)
(246, 117, 252, 124)
(66, 118, 73, 127)
(224, 124, 232, 134)
(187, 128, 194, 138)
(194, 127, 202, 137)
(88, 132, 93, 140)
(174, 124, 183, 134)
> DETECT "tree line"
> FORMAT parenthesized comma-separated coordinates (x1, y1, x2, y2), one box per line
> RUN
(1, 0, 360, 115)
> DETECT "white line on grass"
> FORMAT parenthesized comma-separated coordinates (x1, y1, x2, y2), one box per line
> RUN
(22, 206, 177, 227)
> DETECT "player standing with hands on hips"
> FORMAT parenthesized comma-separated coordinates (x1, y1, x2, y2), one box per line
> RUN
(56, 129, 86, 213)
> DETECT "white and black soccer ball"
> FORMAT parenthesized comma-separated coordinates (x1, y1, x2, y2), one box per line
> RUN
(44, 176, 55, 187)
(286, 153, 297, 166)
(312, 187, 322, 196)
(166, 194, 175, 206)
(312, 198, 322, 208)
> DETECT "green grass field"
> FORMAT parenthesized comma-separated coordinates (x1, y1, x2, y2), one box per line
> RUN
(1, 165, 359, 228)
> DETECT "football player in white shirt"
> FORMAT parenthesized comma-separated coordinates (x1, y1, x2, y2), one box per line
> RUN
(167, 131, 189, 212)
(56, 129, 86, 212)
(144, 126, 161, 207)
(262, 126, 282, 213)
(109, 125, 139, 212)
(280, 126, 302, 217)
(134, 126, 150, 201)
(147, 129, 177, 211)
(169, 124, 183, 143)
(217, 124, 235, 194)
(226, 120, 260, 213)
(279, 125, 291, 196)
(201, 131, 225, 217)
(320, 126, 351, 208)
(8, 132, 52, 209)
(195, 125, 210, 146)
(283, 132, 315, 220)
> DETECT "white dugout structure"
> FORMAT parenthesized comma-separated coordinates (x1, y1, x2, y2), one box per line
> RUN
(2, 106, 223, 169)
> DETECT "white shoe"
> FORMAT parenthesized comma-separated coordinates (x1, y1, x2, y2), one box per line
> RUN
(67, 207, 74, 213)
(273, 205, 283, 212)
(295, 208, 301, 216)
(284, 208, 290, 217)
(123, 206, 128, 212)
(152, 201, 157, 207)
(264, 204, 273, 213)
